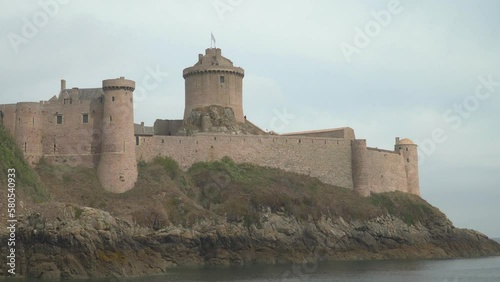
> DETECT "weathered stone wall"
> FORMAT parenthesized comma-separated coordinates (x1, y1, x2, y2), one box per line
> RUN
(39, 98, 103, 167)
(284, 127, 356, 140)
(351, 139, 369, 195)
(183, 48, 245, 123)
(395, 143, 420, 196)
(184, 71, 244, 123)
(364, 148, 408, 195)
(14, 102, 43, 166)
(97, 78, 137, 193)
(136, 134, 354, 189)
(154, 119, 183, 136)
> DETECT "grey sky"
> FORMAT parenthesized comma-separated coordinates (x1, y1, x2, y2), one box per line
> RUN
(1, 0, 499, 237)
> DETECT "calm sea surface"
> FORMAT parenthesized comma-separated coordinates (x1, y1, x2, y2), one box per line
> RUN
(125, 256, 500, 282)
(4, 244, 500, 282)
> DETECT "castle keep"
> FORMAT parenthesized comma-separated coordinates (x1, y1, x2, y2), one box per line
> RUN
(0, 47, 419, 196)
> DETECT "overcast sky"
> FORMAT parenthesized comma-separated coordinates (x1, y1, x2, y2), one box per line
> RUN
(1, 0, 499, 237)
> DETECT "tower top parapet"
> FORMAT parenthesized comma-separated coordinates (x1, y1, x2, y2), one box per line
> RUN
(102, 77, 135, 91)
(183, 48, 244, 78)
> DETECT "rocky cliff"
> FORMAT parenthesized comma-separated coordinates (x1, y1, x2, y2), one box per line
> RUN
(1, 204, 499, 279)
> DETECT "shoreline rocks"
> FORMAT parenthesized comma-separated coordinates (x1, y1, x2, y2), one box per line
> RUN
(1, 205, 499, 279)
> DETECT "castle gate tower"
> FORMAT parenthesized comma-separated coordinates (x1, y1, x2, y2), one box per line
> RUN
(183, 48, 245, 123)
(395, 138, 420, 196)
(96, 77, 137, 193)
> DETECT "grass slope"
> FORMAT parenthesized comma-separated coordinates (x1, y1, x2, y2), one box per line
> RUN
(0, 125, 48, 203)
(35, 155, 446, 230)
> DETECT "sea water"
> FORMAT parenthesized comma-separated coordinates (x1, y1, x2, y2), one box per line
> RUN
(127, 256, 500, 282)
(4, 248, 500, 281)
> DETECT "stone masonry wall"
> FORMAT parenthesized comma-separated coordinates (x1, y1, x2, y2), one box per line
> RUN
(136, 134, 354, 189)
(283, 127, 356, 140)
(39, 99, 104, 167)
(154, 119, 183, 136)
(363, 148, 408, 195)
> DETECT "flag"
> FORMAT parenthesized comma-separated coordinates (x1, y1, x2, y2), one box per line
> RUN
(211, 32, 216, 48)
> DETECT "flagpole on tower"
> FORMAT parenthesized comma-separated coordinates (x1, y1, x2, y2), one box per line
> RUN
(211, 32, 216, 49)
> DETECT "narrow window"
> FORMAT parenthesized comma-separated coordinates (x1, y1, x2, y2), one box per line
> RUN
(82, 114, 89, 124)
(220, 76, 225, 83)
(407, 158, 410, 163)
(56, 115, 63, 124)
(24, 143, 27, 153)
(112, 97, 115, 102)
(109, 116, 112, 122)
(136, 136, 139, 145)
(406, 148, 408, 151)
(32, 118, 35, 126)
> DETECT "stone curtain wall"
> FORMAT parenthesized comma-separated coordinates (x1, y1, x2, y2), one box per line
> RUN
(362, 148, 408, 196)
(153, 119, 183, 136)
(136, 134, 354, 189)
(40, 99, 104, 167)
(283, 127, 356, 140)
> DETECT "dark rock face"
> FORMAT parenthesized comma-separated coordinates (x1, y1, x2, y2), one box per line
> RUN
(1, 205, 499, 279)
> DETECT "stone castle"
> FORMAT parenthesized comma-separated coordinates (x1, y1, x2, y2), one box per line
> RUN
(0, 47, 419, 196)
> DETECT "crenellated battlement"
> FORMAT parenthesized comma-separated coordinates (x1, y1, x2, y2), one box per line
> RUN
(102, 77, 135, 91)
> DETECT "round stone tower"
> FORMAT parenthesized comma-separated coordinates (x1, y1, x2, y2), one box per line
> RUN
(15, 102, 42, 166)
(96, 77, 137, 193)
(183, 48, 245, 123)
(351, 139, 370, 196)
(395, 138, 420, 196)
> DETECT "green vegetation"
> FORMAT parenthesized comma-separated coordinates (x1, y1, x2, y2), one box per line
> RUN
(26, 153, 445, 231)
(153, 156, 180, 180)
(0, 125, 49, 202)
(370, 192, 445, 225)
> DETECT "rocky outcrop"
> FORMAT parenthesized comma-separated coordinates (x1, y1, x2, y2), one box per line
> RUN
(180, 105, 266, 135)
(1, 204, 499, 279)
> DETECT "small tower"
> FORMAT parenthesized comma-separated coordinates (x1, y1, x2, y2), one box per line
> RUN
(395, 137, 420, 196)
(183, 48, 245, 123)
(96, 77, 137, 193)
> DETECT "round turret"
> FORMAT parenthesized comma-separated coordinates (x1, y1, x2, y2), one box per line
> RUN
(395, 137, 420, 196)
(183, 48, 245, 123)
(351, 139, 370, 196)
(96, 77, 137, 193)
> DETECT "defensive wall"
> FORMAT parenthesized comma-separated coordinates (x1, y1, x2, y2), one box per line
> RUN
(136, 134, 354, 189)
